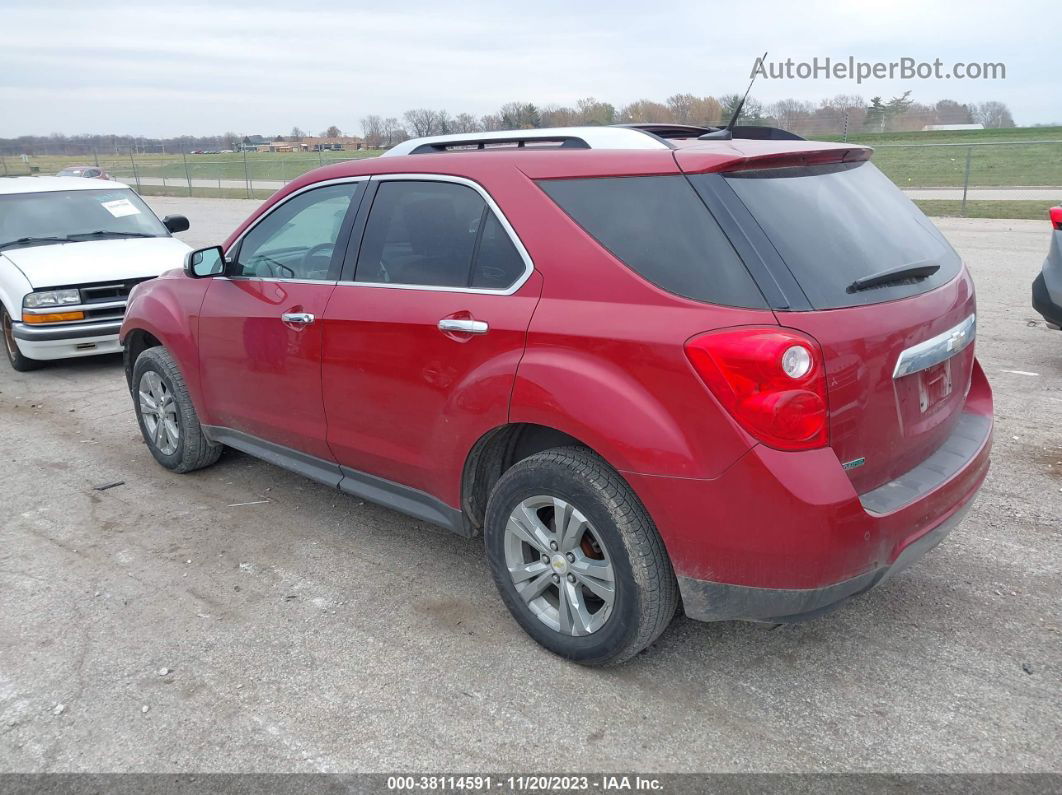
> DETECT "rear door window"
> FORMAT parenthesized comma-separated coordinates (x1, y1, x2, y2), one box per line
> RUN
(538, 175, 766, 308)
(718, 161, 961, 309)
(355, 180, 527, 290)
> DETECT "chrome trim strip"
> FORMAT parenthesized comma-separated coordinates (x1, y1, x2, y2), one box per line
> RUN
(893, 314, 976, 379)
(22, 300, 127, 315)
(382, 126, 671, 157)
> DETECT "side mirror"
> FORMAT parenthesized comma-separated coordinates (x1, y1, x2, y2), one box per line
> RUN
(184, 246, 225, 279)
(163, 214, 190, 233)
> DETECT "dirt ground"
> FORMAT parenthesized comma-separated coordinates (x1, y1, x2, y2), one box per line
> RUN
(0, 201, 1059, 772)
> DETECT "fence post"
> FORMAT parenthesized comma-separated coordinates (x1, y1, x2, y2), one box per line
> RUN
(961, 146, 973, 217)
(243, 148, 251, 198)
(1, 155, 7, 176)
(93, 147, 99, 167)
(842, 111, 849, 143)
(128, 150, 141, 192)
(318, 146, 323, 167)
(182, 147, 193, 196)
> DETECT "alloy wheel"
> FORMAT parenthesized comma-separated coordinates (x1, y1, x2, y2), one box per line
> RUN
(503, 495, 616, 636)
(138, 371, 180, 455)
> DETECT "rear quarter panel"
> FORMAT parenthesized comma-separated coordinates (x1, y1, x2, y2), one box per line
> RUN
(507, 171, 776, 478)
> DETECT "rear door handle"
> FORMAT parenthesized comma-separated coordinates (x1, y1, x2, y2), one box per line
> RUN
(438, 318, 488, 334)
(281, 312, 315, 325)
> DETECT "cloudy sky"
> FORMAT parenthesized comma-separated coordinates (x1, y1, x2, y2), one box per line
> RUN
(1, 0, 1055, 137)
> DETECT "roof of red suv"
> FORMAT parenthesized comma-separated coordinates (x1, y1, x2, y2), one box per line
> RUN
(229, 130, 871, 245)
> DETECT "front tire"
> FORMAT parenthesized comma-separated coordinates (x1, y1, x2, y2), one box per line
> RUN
(132, 346, 221, 473)
(484, 447, 678, 665)
(2, 307, 43, 372)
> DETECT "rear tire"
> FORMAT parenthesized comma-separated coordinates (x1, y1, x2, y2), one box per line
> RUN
(2, 307, 43, 372)
(484, 447, 678, 665)
(132, 346, 221, 473)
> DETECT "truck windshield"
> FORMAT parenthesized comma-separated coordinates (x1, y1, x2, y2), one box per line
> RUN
(0, 188, 168, 251)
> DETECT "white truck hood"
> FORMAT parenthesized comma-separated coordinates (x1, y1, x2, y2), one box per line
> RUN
(3, 236, 190, 288)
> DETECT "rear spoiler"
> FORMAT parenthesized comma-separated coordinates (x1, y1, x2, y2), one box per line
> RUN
(616, 123, 806, 142)
(723, 146, 872, 173)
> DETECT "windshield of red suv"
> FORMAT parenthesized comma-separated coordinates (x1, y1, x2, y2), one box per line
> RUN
(0, 188, 168, 251)
(719, 161, 962, 309)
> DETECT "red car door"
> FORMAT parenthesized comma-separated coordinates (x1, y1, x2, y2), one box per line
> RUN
(321, 177, 541, 508)
(198, 180, 365, 460)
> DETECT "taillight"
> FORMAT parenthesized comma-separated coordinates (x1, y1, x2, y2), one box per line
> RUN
(1050, 207, 1062, 230)
(684, 327, 829, 451)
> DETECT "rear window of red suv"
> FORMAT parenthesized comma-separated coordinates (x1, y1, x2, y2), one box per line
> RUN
(719, 161, 962, 309)
(538, 175, 768, 308)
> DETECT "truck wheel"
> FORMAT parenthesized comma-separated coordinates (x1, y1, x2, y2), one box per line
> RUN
(484, 447, 678, 665)
(2, 307, 43, 372)
(132, 346, 221, 473)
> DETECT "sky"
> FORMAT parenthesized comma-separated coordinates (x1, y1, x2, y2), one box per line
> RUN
(0, 0, 1056, 137)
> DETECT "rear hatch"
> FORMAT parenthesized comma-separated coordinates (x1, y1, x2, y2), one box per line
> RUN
(679, 149, 976, 494)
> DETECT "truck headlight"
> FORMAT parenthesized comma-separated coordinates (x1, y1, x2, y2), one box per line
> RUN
(24, 289, 81, 308)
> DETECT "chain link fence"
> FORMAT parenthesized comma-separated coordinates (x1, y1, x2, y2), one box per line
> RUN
(2, 139, 1060, 215)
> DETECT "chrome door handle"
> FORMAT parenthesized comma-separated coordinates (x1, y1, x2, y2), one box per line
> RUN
(438, 318, 488, 334)
(281, 312, 315, 325)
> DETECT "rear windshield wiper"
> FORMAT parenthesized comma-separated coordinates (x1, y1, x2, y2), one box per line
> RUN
(68, 230, 158, 241)
(0, 235, 70, 251)
(848, 263, 940, 293)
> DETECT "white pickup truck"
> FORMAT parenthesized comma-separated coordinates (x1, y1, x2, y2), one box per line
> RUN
(0, 176, 191, 371)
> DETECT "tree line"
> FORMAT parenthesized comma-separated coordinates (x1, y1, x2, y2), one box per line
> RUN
(0, 93, 1022, 157)
(350, 92, 1016, 147)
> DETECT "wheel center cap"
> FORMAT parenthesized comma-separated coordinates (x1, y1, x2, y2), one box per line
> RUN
(550, 554, 568, 574)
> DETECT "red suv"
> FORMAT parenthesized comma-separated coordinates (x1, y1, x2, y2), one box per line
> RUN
(121, 125, 993, 665)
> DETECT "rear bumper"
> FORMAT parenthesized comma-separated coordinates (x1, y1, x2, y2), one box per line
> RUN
(1032, 272, 1062, 328)
(676, 498, 973, 623)
(626, 360, 993, 623)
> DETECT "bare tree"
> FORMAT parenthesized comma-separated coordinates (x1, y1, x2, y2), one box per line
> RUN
(382, 117, 403, 146)
(360, 115, 384, 148)
(498, 102, 540, 129)
(403, 108, 441, 137)
(436, 110, 454, 135)
(479, 113, 505, 131)
(451, 113, 481, 134)
(574, 97, 615, 126)
(539, 105, 576, 127)
(618, 99, 672, 123)
(321, 125, 342, 138)
(769, 99, 815, 132)
(975, 101, 1015, 128)
(666, 94, 697, 123)
(289, 126, 305, 140)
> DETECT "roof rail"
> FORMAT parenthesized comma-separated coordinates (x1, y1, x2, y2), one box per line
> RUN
(618, 123, 805, 142)
(381, 126, 673, 157)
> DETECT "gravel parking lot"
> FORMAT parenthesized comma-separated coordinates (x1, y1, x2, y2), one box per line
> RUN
(0, 198, 1059, 773)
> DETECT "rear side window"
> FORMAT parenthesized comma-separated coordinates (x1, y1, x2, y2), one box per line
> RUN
(355, 180, 527, 290)
(538, 175, 766, 308)
(471, 212, 525, 289)
(720, 161, 961, 309)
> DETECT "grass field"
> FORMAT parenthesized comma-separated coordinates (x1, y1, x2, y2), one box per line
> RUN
(4, 128, 1061, 215)
(0, 150, 384, 185)
(912, 199, 1058, 220)
(135, 184, 276, 200)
